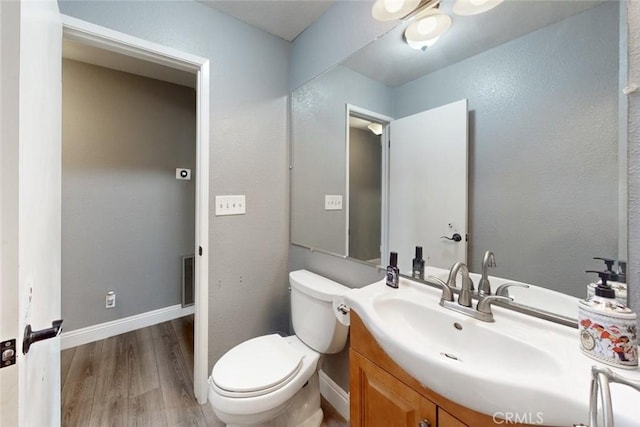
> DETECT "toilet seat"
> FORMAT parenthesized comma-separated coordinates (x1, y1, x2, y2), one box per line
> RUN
(212, 334, 303, 398)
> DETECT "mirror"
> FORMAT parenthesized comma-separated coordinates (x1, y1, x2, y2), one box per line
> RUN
(291, 0, 625, 313)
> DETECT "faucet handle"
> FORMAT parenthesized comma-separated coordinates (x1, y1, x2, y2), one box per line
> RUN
(495, 283, 530, 298)
(427, 276, 454, 302)
(476, 295, 513, 315)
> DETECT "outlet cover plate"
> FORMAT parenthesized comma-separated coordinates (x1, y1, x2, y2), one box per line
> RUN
(215, 195, 246, 216)
(325, 195, 343, 210)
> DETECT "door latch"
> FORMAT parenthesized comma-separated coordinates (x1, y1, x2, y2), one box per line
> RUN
(1, 339, 16, 368)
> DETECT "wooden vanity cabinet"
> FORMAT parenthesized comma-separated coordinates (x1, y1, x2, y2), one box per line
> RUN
(349, 312, 530, 427)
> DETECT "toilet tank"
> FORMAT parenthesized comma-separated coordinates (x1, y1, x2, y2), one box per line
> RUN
(289, 270, 350, 354)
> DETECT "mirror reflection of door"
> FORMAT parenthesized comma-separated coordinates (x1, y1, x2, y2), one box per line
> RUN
(348, 115, 385, 265)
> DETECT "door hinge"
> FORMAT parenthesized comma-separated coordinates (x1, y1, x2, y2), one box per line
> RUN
(1, 339, 16, 368)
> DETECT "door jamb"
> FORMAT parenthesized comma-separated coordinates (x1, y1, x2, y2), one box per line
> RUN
(61, 15, 210, 404)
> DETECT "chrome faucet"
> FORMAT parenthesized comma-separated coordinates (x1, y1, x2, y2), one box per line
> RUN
(476, 295, 513, 318)
(478, 250, 496, 296)
(495, 283, 530, 298)
(446, 261, 473, 307)
(429, 261, 512, 322)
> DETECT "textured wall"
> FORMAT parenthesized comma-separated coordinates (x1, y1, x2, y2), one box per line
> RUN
(62, 59, 196, 331)
(628, 2, 640, 316)
(289, 0, 396, 91)
(291, 65, 392, 255)
(392, 2, 619, 297)
(349, 127, 382, 262)
(59, 0, 290, 369)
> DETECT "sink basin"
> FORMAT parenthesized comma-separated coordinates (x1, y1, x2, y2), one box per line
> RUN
(373, 294, 561, 378)
(345, 277, 640, 426)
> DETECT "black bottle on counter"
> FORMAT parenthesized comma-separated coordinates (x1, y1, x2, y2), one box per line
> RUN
(412, 246, 425, 280)
(386, 252, 399, 288)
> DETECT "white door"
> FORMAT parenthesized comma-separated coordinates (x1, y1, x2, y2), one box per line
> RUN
(388, 99, 468, 273)
(0, 0, 62, 425)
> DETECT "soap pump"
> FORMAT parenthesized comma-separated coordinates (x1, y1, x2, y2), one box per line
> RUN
(588, 257, 627, 305)
(578, 270, 638, 369)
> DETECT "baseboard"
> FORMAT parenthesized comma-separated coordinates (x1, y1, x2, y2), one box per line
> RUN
(319, 369, 350, 421)
(61, 304, 195, 350)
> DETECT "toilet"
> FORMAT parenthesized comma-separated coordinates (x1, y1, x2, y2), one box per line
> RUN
(208, 269, 350, 427)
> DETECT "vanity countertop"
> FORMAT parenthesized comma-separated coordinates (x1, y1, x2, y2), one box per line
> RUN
(344, 277, 640, 426)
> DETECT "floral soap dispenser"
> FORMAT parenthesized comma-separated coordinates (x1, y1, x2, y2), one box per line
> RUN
(578, 271, 638, 369)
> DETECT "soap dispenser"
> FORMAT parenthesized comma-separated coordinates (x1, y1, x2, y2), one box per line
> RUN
(412, 246, 425, 280)
(578, 270, 638, 369)
(588, 257, 627, 305)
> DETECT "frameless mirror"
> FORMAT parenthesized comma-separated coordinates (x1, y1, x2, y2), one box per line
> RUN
(290, 0, 626, 318)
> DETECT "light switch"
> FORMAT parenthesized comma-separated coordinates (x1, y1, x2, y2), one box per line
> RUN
(324, 195, 343, 211)
(215, 195, 246, 216)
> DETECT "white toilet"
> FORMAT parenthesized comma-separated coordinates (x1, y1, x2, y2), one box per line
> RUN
(208, 269, 350, 427)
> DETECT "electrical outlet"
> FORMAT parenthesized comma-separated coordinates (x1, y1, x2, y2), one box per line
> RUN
(106, 291, 116, 309)
(215, 195, 246, 216)
(324, 195, 343, 211)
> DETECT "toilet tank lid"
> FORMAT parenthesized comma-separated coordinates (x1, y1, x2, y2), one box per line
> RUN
(289, 270, 350, 302)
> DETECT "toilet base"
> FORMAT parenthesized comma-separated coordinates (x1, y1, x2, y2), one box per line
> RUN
(214, 373, 323, 427)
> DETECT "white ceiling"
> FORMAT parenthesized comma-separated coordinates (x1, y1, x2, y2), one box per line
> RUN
(199, 0, 336, 42)
(343, 0, 604, 87)
(63, 39, 197, 88)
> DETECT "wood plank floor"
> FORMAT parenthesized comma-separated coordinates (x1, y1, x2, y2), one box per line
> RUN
(62, 316, 348, 427)
(61, 316, 217, 427)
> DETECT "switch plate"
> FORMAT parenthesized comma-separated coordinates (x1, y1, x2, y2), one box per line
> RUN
(325, 195, 343, 211)
(176, 168, 191, 180)
(215, 195, 246, 216)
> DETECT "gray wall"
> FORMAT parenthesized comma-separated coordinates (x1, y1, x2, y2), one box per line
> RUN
(628, 2, 640, 317)
(349, 127, 382, 262)
(59, 0, 290, 369)
(289, 0, 396, 91)
(62, 59, 196, 331)
(291, 65, 392, 255)
(392, 2, 619, 296)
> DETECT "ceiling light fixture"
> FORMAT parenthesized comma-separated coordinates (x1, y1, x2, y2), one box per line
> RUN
(371, 0, 440, 22)
(371, 0, 504, 51)
(404, 9, 451, 49)
(404, 35, 440, 51)
(452, 0, 504, 16)
(368, 123, 384, 135)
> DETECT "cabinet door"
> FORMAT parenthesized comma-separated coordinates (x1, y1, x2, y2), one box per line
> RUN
(438, 408, 468, 427)
(350, 350, 437, 427)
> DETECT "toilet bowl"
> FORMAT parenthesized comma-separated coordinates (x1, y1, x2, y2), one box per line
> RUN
(208, 270, 350, 426)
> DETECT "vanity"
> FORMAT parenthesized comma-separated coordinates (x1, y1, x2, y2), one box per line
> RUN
(344, 277, 640, 426)
(349, 312, 525, 427)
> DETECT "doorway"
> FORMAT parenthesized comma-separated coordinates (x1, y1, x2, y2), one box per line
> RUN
(60, 16, 210, 404)
(345, 105, 392, 266)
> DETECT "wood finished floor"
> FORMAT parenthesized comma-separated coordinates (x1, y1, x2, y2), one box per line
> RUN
(62, 316, 349, 427)
(61, 316, 217, 426)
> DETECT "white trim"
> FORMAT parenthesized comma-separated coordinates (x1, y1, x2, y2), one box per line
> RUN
(60, 304, 195, 350)
(61, 16, 210, 404)
(319, 369, 350, 421)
